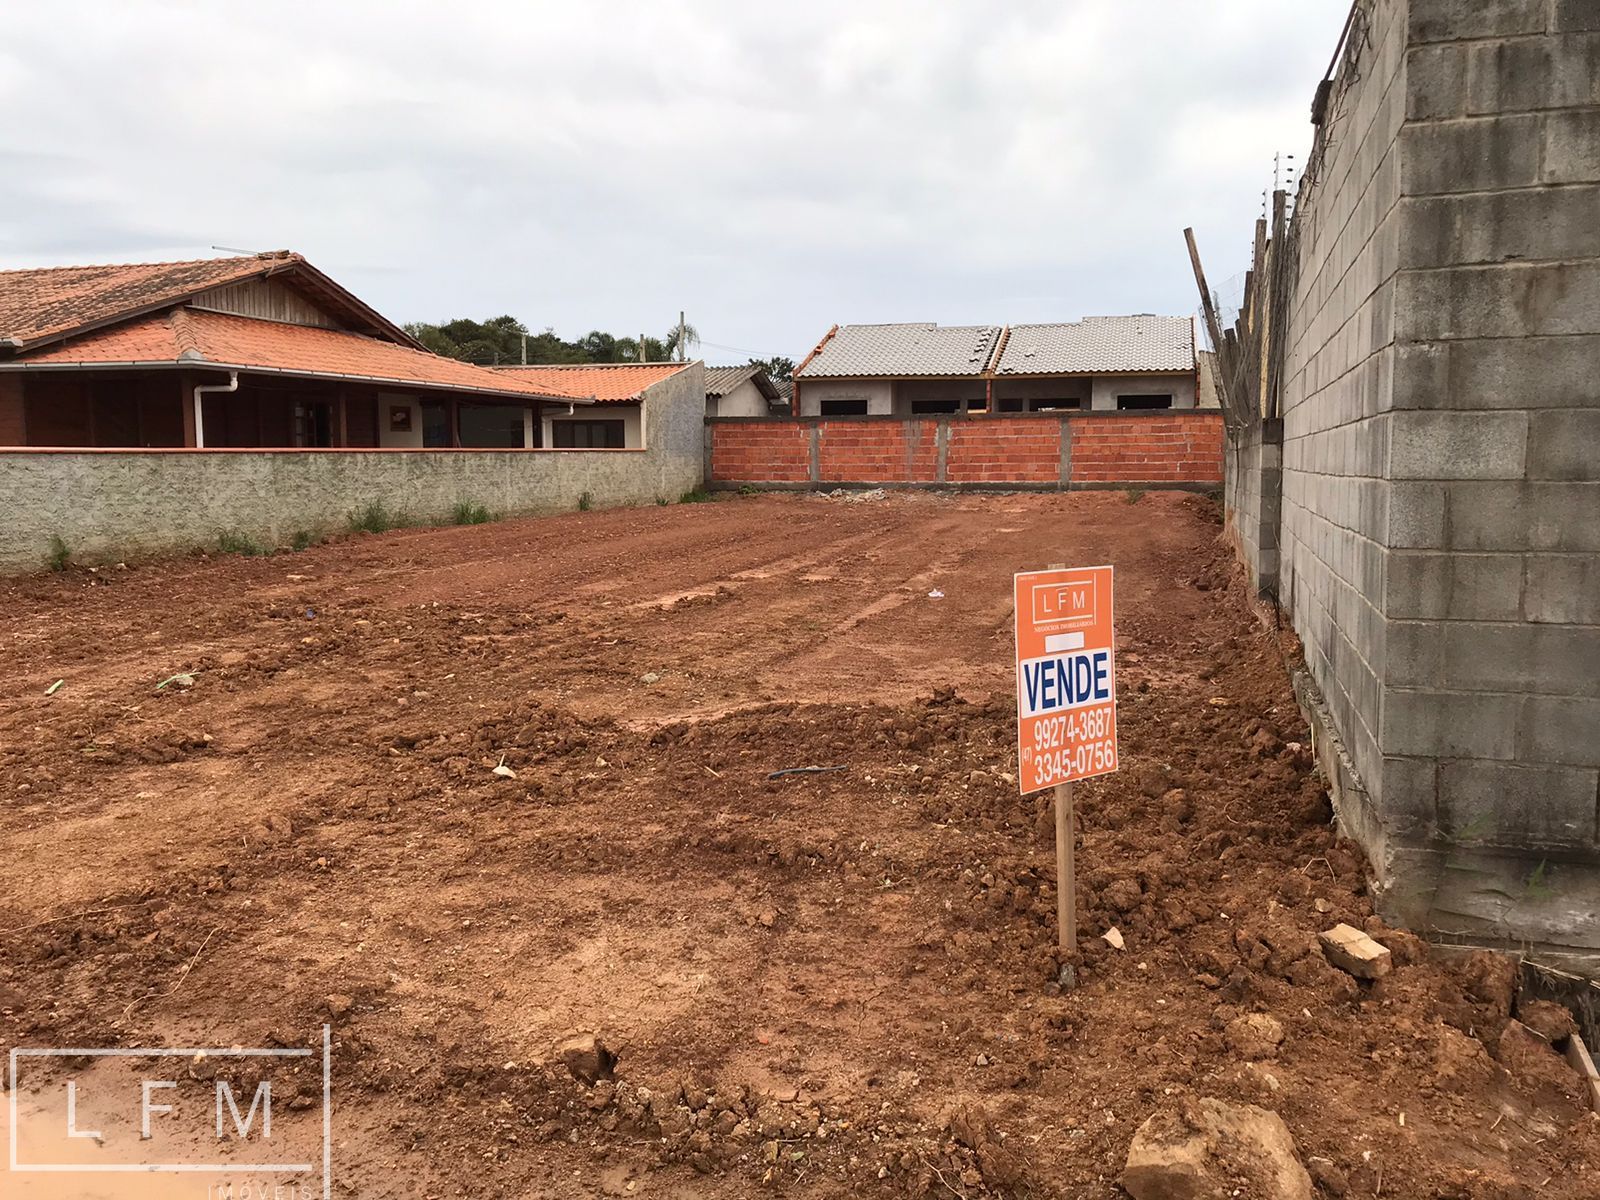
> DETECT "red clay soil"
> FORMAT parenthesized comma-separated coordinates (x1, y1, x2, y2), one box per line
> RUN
(1, 491, 1596, 1198)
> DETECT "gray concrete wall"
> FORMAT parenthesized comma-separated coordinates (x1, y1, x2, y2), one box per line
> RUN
(1233, 0, 1600, 960)
(0, 364, 704, 572)
(797, 378, 894, 415)
(1381, 0, 1600, 878)
(1277, 0, 1409, 837)
(1223, 418, 1283, 596)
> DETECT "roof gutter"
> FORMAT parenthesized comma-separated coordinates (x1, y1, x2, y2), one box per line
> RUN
(191, 371, 238, 449)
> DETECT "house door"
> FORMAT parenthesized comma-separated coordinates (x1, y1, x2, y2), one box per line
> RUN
(293, 401, 334, 447)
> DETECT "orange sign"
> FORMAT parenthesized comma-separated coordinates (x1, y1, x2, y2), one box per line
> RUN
(1014, 565, 1118, 793)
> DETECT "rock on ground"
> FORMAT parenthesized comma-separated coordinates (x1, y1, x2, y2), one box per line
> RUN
(1123, 1097, 1311, 1200)
(1226, 1013, 1286, 1060)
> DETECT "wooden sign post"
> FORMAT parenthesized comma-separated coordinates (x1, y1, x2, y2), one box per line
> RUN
(1014, 564, 1119, 983)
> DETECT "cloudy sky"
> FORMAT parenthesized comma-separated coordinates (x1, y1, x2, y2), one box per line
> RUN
(0, 2, 1346, 363)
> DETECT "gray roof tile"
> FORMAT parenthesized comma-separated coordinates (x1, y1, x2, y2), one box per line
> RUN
(994, 316, 1194, 375)
(795, 322, 1003, 379)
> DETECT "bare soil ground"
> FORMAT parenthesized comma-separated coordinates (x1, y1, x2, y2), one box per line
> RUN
(2, 491, 1596, 1199)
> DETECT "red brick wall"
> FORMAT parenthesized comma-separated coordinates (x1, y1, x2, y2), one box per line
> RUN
(946, 416, 1060, 484)
(816, 419, 937, 483)
(1067, 413, 1224, 485)
(708, 412, 1223, 488)
(710, 421, 810, 482)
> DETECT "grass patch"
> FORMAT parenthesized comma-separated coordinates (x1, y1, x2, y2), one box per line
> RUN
(737, 484, 760, 496)
(291, 529, 317, 552)
(348, 501, 403, 534)
(217, 530, 269, 557)
(679, 488, 714, 504)
(451, 500, 492, 526)
(46, 535, 70, 572)
(577, 492, 593, 512)
(1124, 487, 1146, 505)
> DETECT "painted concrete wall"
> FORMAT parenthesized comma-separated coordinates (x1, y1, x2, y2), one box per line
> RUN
(1230, 0, 1600, 959)
(0, 364, 704, 572)
(712, 378, 771, 418)
(542, 403, 643, 449)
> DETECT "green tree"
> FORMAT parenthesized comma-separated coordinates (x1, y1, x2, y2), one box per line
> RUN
(747, 355, 795, 384)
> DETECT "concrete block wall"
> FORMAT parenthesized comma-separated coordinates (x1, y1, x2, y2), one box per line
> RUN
(1277, 0, 1411, 826)
(705, 412, 1226, 491)
(1384, 0, 1600, 864)
(0, 365, 707, 573)
(1224, 419, 1283, 595)
(1234, 0, 1600, 957)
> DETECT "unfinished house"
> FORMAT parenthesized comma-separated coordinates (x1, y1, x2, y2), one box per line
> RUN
(791, 317, 1202, 417)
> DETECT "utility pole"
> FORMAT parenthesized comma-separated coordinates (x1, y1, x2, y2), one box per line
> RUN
(640, 334, 648, 364)
(678, 311, 686, 363)
(520, 332, 527, 365)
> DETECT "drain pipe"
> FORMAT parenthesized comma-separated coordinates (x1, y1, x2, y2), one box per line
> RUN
(191, 372, 238, 448)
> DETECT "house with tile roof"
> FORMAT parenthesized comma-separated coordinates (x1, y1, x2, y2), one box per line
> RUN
(791, 316, 1205, 418)
(0, 250, 616, 449)
(703, 364, 783, 418)
(493, 361, 698, 448)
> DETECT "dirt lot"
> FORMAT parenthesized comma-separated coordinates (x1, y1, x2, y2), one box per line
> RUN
(1, 490, 1596, 1198)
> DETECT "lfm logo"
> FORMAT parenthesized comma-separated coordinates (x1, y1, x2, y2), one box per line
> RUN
(7, 1027, 331, 1196)
(1033, 579, 1095, 626)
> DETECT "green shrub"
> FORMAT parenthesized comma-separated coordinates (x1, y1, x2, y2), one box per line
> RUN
(577, 492, 593, 512)
(217, 530, 267, 556)
(451, 500, 492, 526)
(348, 501, 401, 534)
(737, 484, 759, 496)
(656, 497, 669, 506)
(291, 529, 316, 551)
(1124, 487, 1146, 505)
(46, 535, 70, 572)
(679, 488, 714, 504)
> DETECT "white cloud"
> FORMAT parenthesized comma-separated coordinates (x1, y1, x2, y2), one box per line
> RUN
(0, 0, 1349, 360)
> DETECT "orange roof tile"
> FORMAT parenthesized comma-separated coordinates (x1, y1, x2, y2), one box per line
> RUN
(496, 362, 692, 403)
(0, 251, 418, 352)
(9, 308, 585, 402)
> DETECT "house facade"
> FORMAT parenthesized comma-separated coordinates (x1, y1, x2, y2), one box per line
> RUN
(703, 364, 781, 418)
(493, 362, 698, 448)
(0, 252, 706, 571)
(0, 251, 609, 449)
(792, 316, 1204, 417)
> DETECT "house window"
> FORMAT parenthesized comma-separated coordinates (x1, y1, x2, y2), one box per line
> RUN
(553, 419, 626, 449)
(1030, 397, 1081, 412)
(910, 399, 960, 415)
(819, 400, 868, 416)
(1117, 394, 1173, 410)
(421, 400, 452, 447)
(459, 403, 527, 448)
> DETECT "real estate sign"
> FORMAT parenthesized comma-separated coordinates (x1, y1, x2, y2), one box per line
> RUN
(1014, 565, 1118, 793)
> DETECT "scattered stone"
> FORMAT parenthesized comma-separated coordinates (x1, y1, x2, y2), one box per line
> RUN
(1103, 926, 1126, 950)
(1518, 999, 1578, 1045)
(1317, 924, 1391, 980)
(640, 672, 662, 685)
(324, 993, 354, 1018)
(556, 1034, 616, 1086)
(1123, 1098, 1311, 1200)
(1226, 1013, 1286, 1060)
(758, 910, 776, 928)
